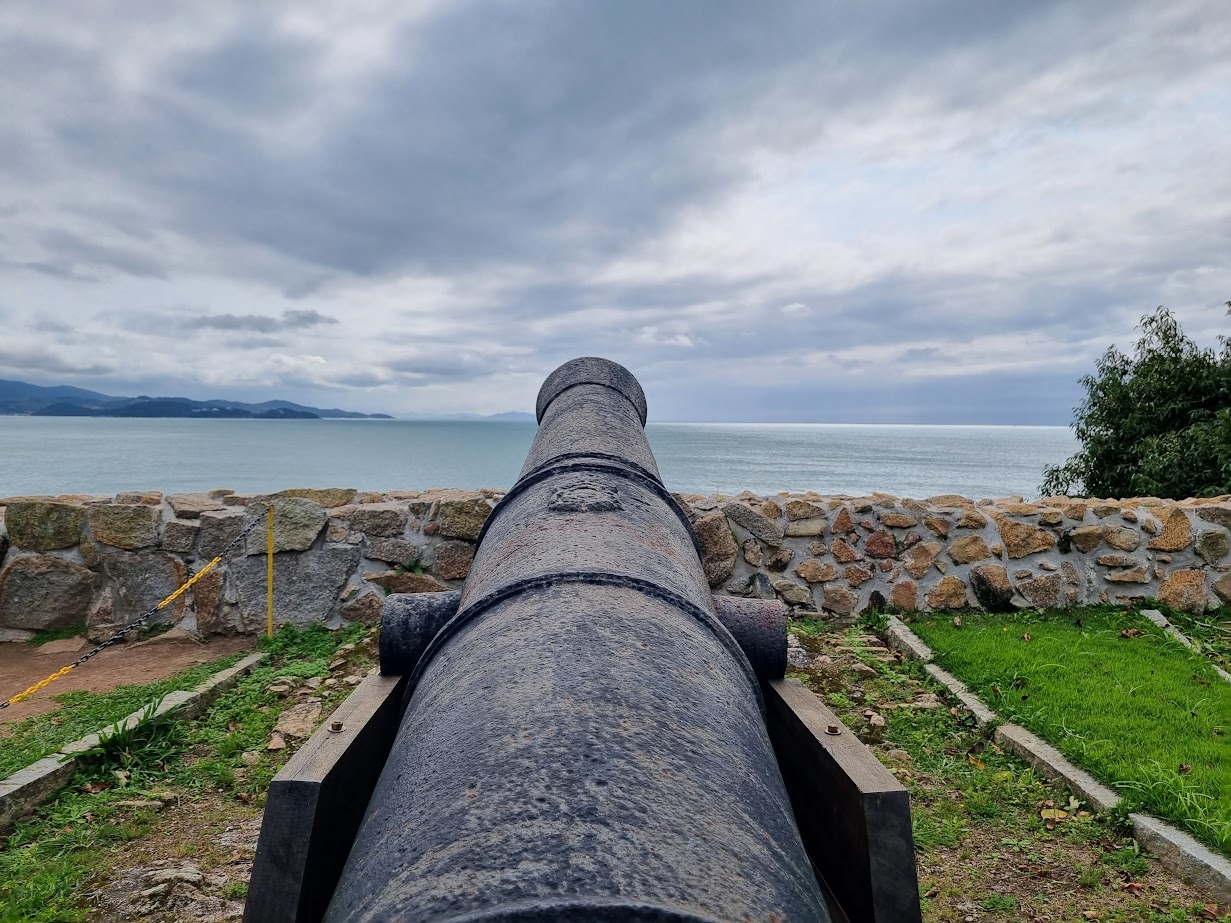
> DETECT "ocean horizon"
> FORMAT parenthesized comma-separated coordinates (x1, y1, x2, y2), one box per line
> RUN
(0, 417, 1077, 500)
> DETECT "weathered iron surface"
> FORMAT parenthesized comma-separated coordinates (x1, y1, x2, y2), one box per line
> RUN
(327, 358, 823, 923)
(382, 592, 785, 682)
(520, 359, 659, 485)
(712, 595, 788, 682)
(377, 590, 460, 676)
(534, 354, 648, 427)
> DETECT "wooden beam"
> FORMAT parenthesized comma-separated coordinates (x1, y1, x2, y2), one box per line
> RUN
(244, 673, 406, 923)
(764, 678, 922, 923)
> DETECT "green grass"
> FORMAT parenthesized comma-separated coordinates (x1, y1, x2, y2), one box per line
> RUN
(26, 626, 88, 647)
(794, 626, 1097, 851)
(0, 655, 244, 778)
(792, 624, 1225, 921)
(787, 615, 827, 637)
(908, 607, 1231, 856)
(0, 784, 167, 922)
(0, 623, 369, 923)
(162, 622, 367, 799)
(1151, 602, 1231, 675)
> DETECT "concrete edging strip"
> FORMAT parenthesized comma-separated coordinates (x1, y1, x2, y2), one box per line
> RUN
(884, 616, 934, 663)
(1130, 813, 1231, 906)
(1140, 609, 1231, 685)
(0, 650, 265, 831)
(881, 617, 1231, 903)
(991, 723, 1121, 813)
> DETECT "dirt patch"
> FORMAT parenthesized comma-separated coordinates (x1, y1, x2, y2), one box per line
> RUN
(86, 794, 261, 923)
(0, 635, 256, 725)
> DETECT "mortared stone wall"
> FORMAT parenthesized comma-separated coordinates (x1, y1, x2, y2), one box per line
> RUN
(0, 487, 1228, 641)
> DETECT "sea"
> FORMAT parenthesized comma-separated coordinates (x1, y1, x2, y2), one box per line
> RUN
(0, 417, 1077, 501)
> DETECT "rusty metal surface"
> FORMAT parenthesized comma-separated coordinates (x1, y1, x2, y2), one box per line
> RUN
(327, 358, 825, 923)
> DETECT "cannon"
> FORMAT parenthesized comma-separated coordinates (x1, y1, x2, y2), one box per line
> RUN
(246, 358, 920, 923)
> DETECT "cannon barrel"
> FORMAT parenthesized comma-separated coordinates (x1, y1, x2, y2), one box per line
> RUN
(326, 358, 830, 922)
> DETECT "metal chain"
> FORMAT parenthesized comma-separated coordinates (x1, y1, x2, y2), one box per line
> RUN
(1, 505, 271, 709)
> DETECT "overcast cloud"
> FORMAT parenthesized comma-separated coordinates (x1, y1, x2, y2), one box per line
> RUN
(1, 1, 1228, 421)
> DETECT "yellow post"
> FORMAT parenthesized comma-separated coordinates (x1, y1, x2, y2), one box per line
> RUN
(266, 505, 275, 639)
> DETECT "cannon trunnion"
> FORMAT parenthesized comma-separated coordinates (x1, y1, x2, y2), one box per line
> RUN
(246, 358, 921, 923)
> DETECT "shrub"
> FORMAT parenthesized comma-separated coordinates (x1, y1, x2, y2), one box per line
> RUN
(1041, 304, 1231, 499)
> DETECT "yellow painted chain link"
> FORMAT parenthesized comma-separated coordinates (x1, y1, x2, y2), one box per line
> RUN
(0, 507, 274, 713)
(4, 665, 77, 706)
(156, 555, 223, 611)
(1, 556, 224, 709)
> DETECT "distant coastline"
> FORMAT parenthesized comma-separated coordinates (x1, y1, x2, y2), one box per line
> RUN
(0, 377, 391, 420)
(29, 399, 327, 420)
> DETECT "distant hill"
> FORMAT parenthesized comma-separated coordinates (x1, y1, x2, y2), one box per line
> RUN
(0, 378, 392, 419)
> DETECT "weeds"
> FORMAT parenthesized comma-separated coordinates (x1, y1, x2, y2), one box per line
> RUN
(981, 894, 1019, 912)
(858, 608, 891, 633)
(1077, 863, 1104, 888)
(74, 697, 185, 785)
(27, 626, 88, 646)
(787, 615, 826, 637)
(0, 623, 371, 922)
(1102, 842, 1150, 877)
(789, 620, 1225, 921)
(0, 786, 166, 923)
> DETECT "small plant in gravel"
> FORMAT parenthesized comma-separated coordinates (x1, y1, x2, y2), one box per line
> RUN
(224, 880, 249, 899)
(981, 893, 1019, 912)
(857, 608, 891, 633)
(26, 625, 88, 646)
(1077, 862, 1104, 889)
(74, 697, 186, 784)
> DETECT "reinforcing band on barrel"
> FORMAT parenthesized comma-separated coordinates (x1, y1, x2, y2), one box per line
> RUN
(403, 570, 763, 715)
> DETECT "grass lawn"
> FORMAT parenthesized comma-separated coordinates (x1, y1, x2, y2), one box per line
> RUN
(0, 655, 245, 778)
(788, 618, 1226, 921)
(1153, 604, 1231, 676)
(907, 606, 1231, 857)
(0, 623, 370, 923)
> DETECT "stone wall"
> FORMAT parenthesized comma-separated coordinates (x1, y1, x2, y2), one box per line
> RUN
(0, 488, 1228, 641)
(690, 492, 1230, 619)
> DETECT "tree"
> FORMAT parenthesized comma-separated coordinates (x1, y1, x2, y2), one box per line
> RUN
(1041, 304, 1231, 499)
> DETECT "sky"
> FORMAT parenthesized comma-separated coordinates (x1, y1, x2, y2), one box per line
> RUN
(1, 1, 1229, 423)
